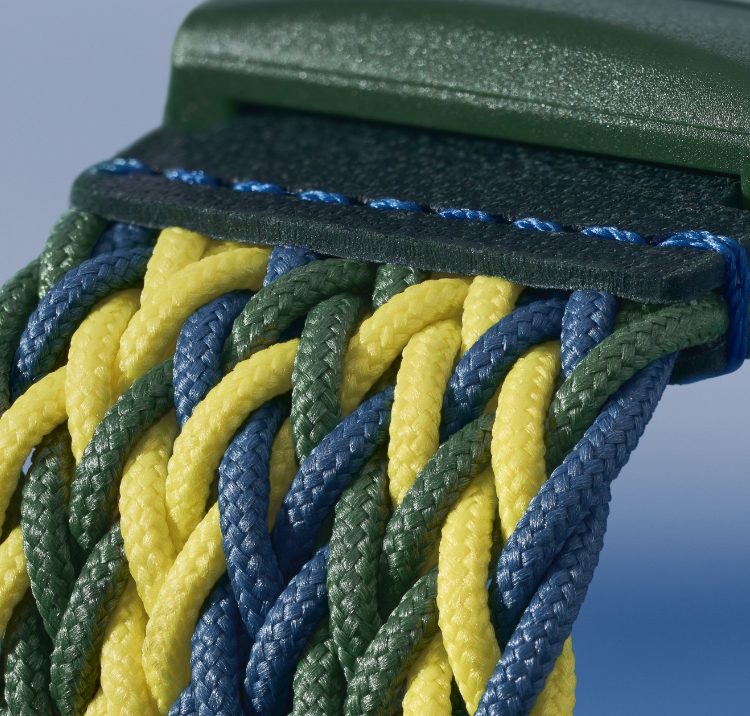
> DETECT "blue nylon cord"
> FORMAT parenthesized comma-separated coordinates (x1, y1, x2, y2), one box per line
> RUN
(440, 298, 567, 441)
(263, 246, 320, 287)
(233, 180, 288, 195)
(245, 545, 329, 716)
(271, 386, 394, 583)
(512, 218, 561, 232)
(164, 168, 220, 187)
(88, 158, 155, 175)
(10, 247, 152, 399)
(437, 208, 495, 222)
(490, 353, 676, 648)
(89, 223, 157, 258)
(218, 399, 288, 639)
(561, 290, 618, 378)
(173, 291, 251, 428)
(298, 190, 349, 204)
(368, 198, 422, 212)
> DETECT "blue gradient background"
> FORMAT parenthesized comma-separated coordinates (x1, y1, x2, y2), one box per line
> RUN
(1, 3, 748, 714)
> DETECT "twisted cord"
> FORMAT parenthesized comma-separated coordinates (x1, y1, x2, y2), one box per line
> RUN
(0, 528, 31, 642)
(546, 294, 728, 472)
(440, 298, 567, 441)
(560, 291, 618, 379)
(271, 387, 394, 583)
(99, 578, 158, 716)
(173, 292, 250, 428)
(245, 545, 329, 716)
(378, 413, 494, 617)
(0, 260, 40, 416)
(371, 265, 426, 309)
(218, 399, 288, 638)
(263, 245, 319, 287)
(437, 467, 499, 714)
(68, 359, 174, 557)
(4, 592, 54, 716)
(119, 412, 179, 617)
(50, 522, 130, 716)
(223, 259, 375, 372)
(388, 319, 461, 507)
(343, 567, 439, 716)
(340, 279, 469, 414)
(403, 633, 453, 716)
(291, 293, 367, 462)
(21, 426, 78, 638)
(11, 248, 152, 399)
(492, 355, 676, 647)
(143, 504, 227, 714)
(460, 277, 523, 355)
(292, 617, 345, 716)
(37, 211, 107, 300)
(117, 247, 269, 388)
(327, 458, 390, 683)
(66, 290, 141, 461)
(166, 340, 298, 551)
(0, 367, 67, 534)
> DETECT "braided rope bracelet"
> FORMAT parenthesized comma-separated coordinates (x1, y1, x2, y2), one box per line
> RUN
(0, 212, 744, 716)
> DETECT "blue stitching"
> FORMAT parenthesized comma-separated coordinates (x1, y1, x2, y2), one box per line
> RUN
(367, 198, 422, 212)
(512, 217, 561, 232)
(164, 168, 220, 187)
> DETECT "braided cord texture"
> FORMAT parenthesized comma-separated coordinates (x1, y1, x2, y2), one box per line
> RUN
(460, 277, 523, 354)
(388, 319, 461, 507)
(173, 291, 249, 428)
(21, 426, 78, 638)
(328, 458, 390, 683)
(38, 211, 107, 300)
(379, 414, 494, 617)
(267, 418, 297, 530)
(341, 279, 469, 414)
(403, 633, 453, 716)
(68, 359, 174, 556)
(66, 290, 141, 461)
(263, 245, 319, 286)
(90, 222, 156, 258)
(0, 260, 40, 415)
(246, 545, 330, 716)
(4, 593, 55, 716)
(372, 264, 426, 309)
(166, 340, 298, 551)
(546, 294, 727, 471)
(560, 290, 617, 379)
(291, 293, 366, 462)
(272, 387, 394, 582)
(224, 259, 375, 371)
(0, 527, 30, 639)
(50, 522, 129, 716)
(12, 248, 152, 399)
(99, 578, 158, 716)
(528, 640, 576, 716)
(0, 367, 67, 534)
(117, 248, 269, 387)
(344, 568, 439, 716)
(441, 298, 566, 441)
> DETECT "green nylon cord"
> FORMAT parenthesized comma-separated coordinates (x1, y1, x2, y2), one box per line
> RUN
(546, 293, 729, 472)
(292, 616, 345, 716)
(21, 426, 78, 639)
(378, 414, 494, 617)
(344, 568, 439, 716)
(67, 359, 174, 557)
(291, 293, 367, 463)
(37, 211, 107, 300)
(371, 265, 426, 310)
(4, 593, 54, 716)
(50, 522, 129, 716)
(223, 259, 375, 371)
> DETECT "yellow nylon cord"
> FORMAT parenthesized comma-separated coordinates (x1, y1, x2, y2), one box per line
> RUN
(437, 467, 499, 714)
(403, 633, 453, 716)
(143, 502, 226, 715)
(165, 340, 299, 551)
(120, 411, 179, 617)
(267, 417, 297, 530)
(201, 239, 248, 258)
(84, 689, 109, 716)
(100, 577, 159, 716)
(140, 228, 211, 306)
(461, 276, 523, 355)
(117, 247, 270, 388)
(387, 319, 461, 507)
(0, 367, 67, 532)
(66, 289, 141, 462)
(490, 341, 576, 715)
(0, 527, 30, 637)
(340, 279, 469, 414)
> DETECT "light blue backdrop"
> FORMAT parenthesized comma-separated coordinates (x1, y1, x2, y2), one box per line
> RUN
(1, 3, 747, 714)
